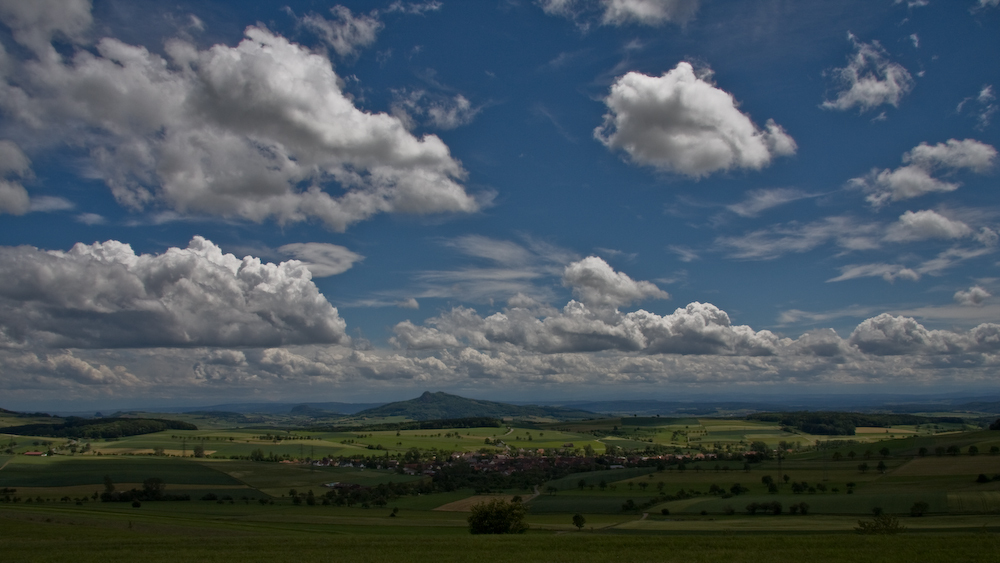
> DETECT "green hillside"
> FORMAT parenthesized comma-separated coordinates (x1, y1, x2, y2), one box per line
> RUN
(354, 391, 596, 421)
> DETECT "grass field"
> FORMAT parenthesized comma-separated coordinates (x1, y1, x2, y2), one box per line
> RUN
(1, 503, 999, 563)
(0, 456, 242, 487)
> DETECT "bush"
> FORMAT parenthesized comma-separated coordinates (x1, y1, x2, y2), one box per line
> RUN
(467, 498, 528, 534)
(855, 513, 906, 535)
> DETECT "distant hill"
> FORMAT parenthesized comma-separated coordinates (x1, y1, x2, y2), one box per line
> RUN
(354, 391, 596, 421)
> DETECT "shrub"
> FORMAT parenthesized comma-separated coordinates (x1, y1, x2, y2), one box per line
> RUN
(467, 498, 528, 534)
(856, 513, 906, 535)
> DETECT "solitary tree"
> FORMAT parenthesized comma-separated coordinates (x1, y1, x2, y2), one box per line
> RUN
(467, 498, 528, 534)
(572, 513, 586, 530)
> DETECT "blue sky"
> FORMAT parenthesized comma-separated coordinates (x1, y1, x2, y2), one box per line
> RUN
(1, 0, 999, 410)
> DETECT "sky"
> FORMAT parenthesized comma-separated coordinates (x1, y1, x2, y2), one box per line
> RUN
(0, 0, 999, 411)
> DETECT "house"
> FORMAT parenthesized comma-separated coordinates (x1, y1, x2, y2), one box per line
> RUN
(23, 451, 45, 456)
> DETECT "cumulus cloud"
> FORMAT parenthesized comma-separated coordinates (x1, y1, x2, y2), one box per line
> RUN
(0, 236, 349, 348)
(595, 62, 796, 178)
(884, 210, 973, 242)
(278, 242, 363, 277)
(300, 5, 383, 58)
(393, 300, 784, 356)
(393, 259, 784, 356)
(849, 139, 997, 207)
(0, 0, 92, 55)
(9, 350, 140, 386)
(955, 285, 991, 306)
(849, 313, 967, 355)
(0, 23, 481, 230)
(822, 34, 913, 112)
(563, 256, 668, 308)
(392, 90, 481, 130)
(539, 0, 700, 27)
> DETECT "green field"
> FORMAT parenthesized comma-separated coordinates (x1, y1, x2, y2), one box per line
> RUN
(1, 503, 999, 563)
(0, 456, 243, 487)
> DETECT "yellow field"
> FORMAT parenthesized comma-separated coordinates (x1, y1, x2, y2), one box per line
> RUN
(93, 448, 217, 456)
(947, 491, 1000, 512)
(856, 427, 915, 434)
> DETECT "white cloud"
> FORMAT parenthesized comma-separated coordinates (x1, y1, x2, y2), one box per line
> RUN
(539, 0, 700, 27)
(392, 90, 481, 130)
(0, 236, 349, 348)
(849, 139, 997, 207)
(397, 297, 420, 309)
(300, 6, 383, 58)
(0, 0, 92, 55)
(75, 212, 105, 225)
(822, 34, 913, 112)
(563, 256, 669, 308)
(394, 260, 782, 356)
(0, 179, 28, 214)
(9, 351, 140, 386)
(600, 0, 701, 26)
(977, 0, 999, 8)
(1, 24, 481, 231)
(0, 139, 30, 214)
(595, 62, 796, 178)
(409, 236, 577, 305)
(715, 216, 880, 260)
(849, 313, 966, 355)
(726, 188, 814, 217)
(906, 138, 997, 171)
(278, 242, 363, 277)
(827, 263, 920, 283)
(392, 300, 784, 356)
(955, 285, 991, 306)
(385, 2, 443, 16)
(884, 210, 972, 242)
(957, 85, 997, 129)
(829, 246, 993, 283)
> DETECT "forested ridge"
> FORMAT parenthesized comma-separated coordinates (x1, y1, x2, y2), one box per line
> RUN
(3, 417, 197, 438)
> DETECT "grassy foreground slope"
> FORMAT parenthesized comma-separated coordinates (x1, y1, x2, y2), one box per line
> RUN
(2, 503, 999, 563)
